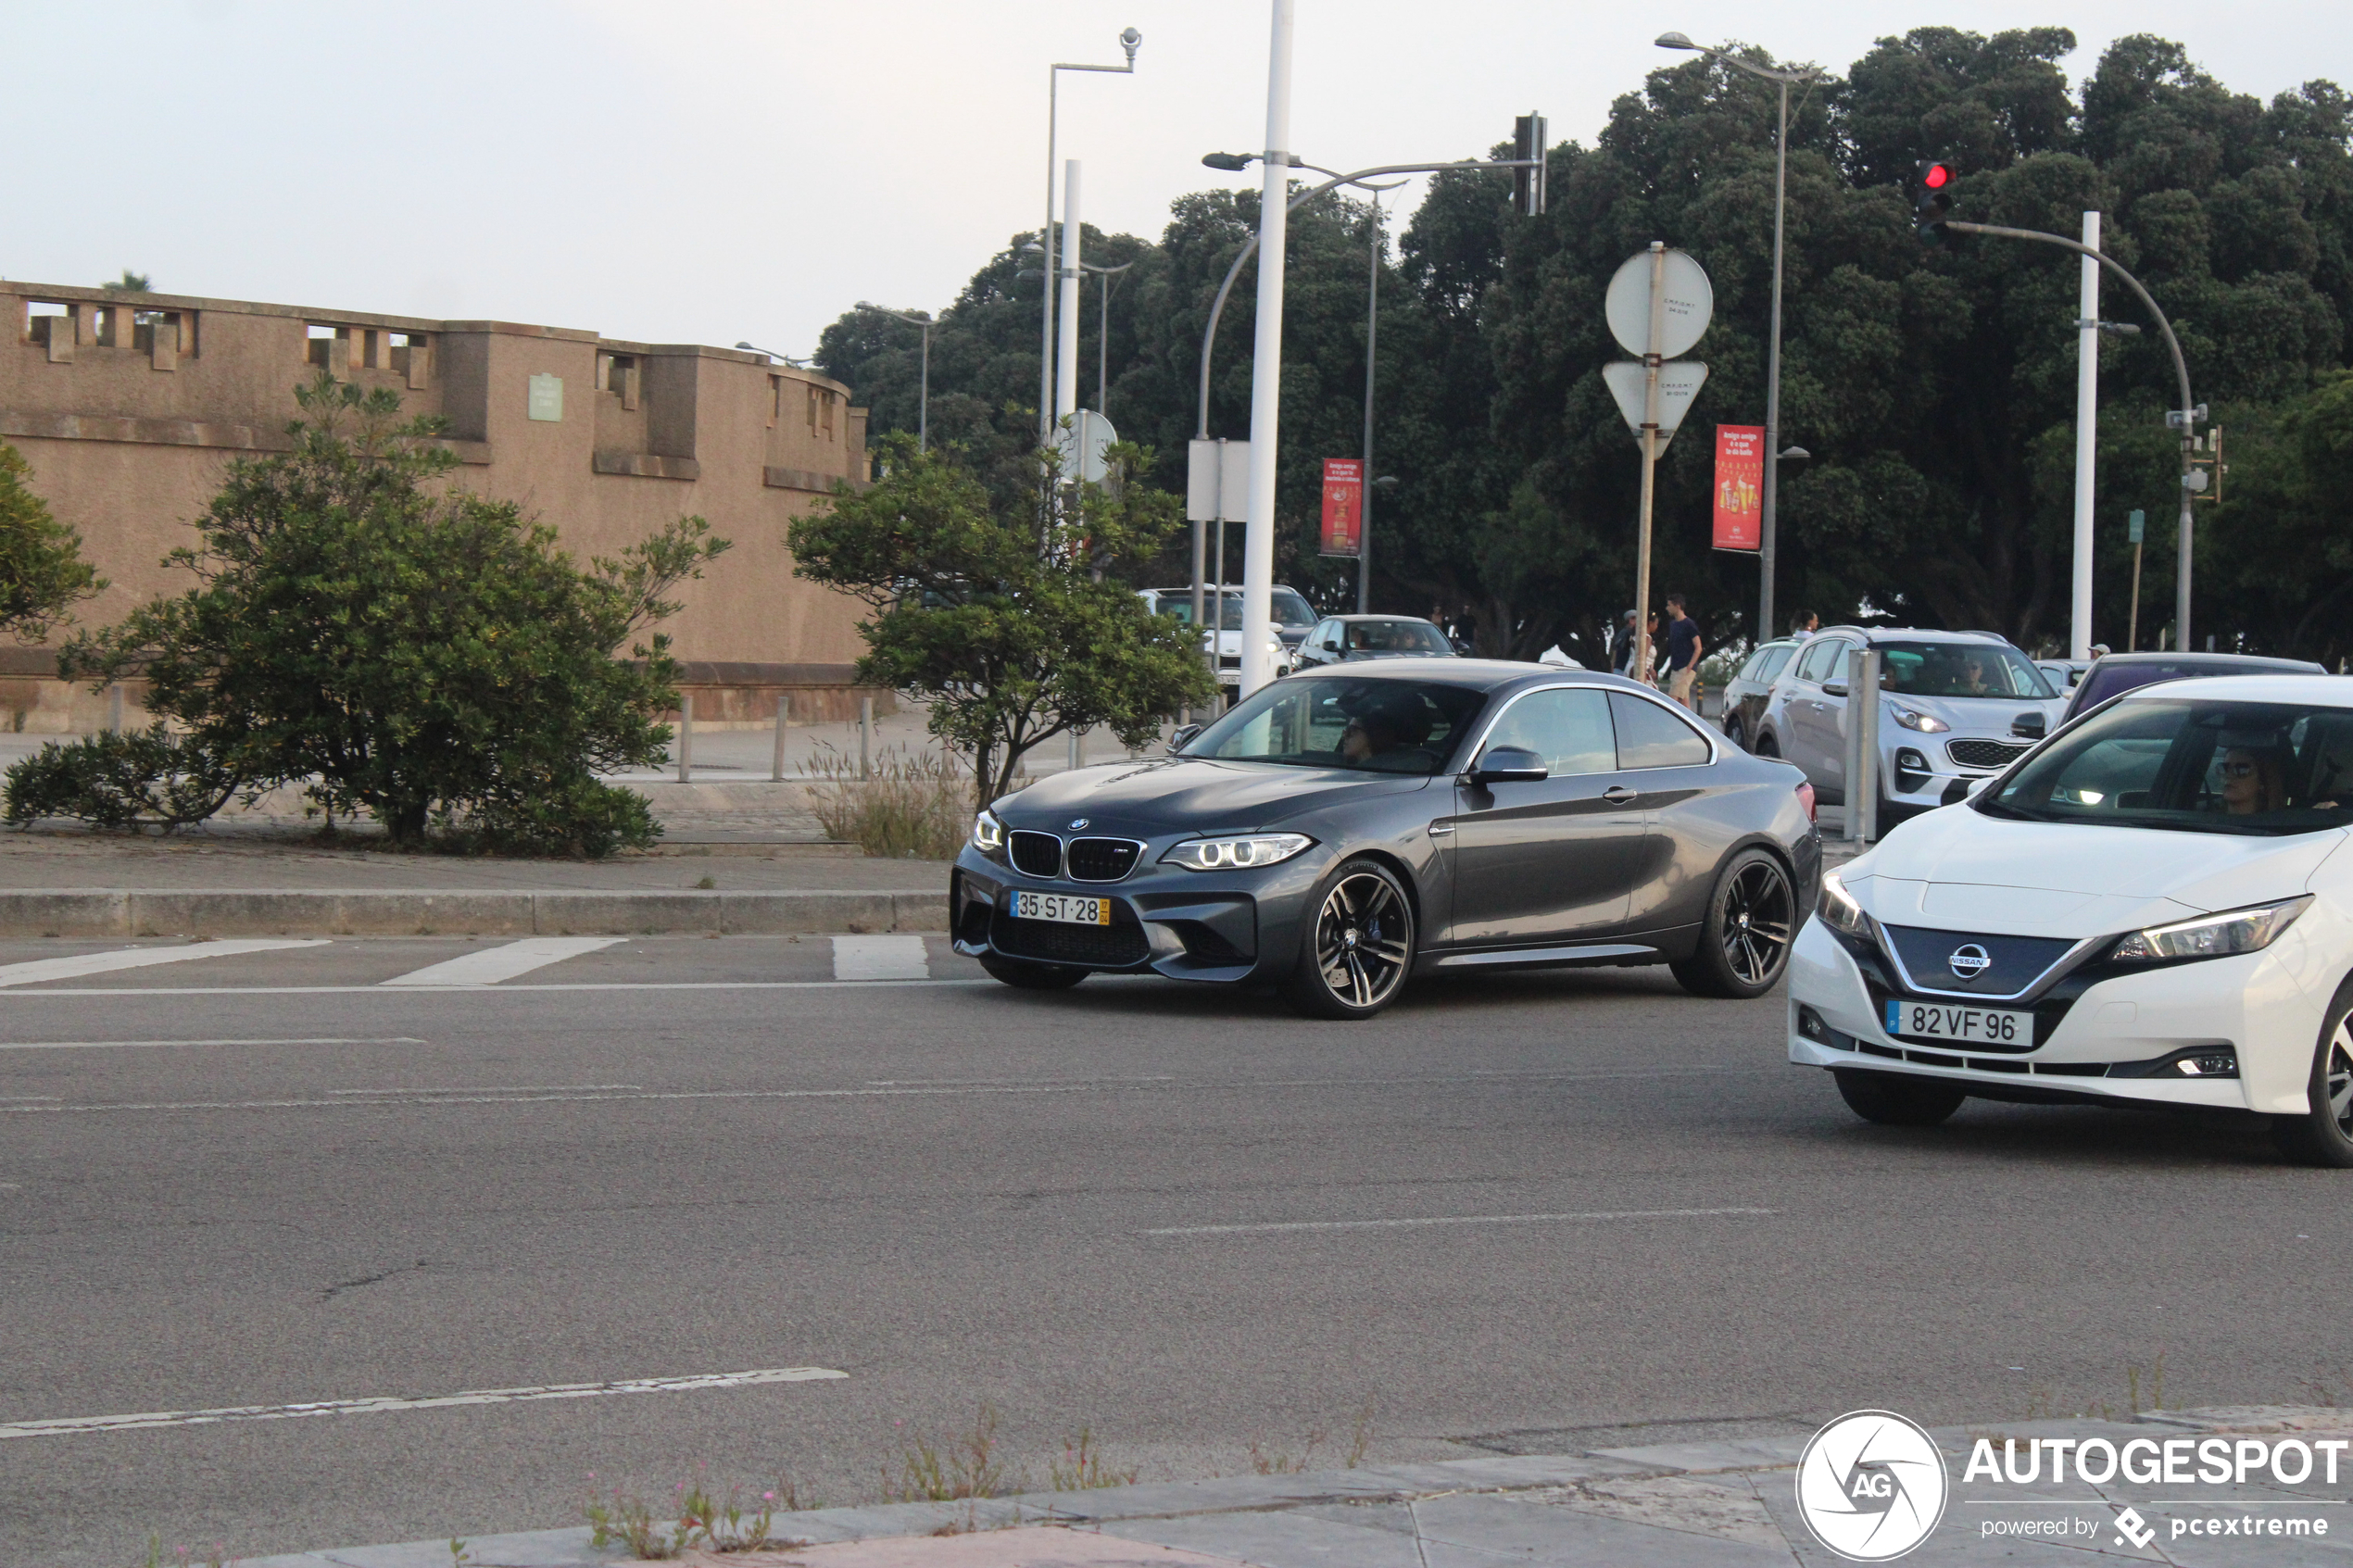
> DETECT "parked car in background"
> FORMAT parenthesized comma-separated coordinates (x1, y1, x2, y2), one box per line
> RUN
(1720, 638, 1801, 752)
(1289, 615, 1461, 672)
(1755, 627, 2065, 822)
(1139, 585, 1318, 692)
(2037, 658, 2094, 696)
(2059, 650, 2329, 724)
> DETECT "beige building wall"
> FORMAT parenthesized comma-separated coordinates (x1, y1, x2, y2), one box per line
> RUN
(0, 281, 878, 731)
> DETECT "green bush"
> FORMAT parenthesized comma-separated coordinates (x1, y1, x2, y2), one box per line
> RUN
(3, 726, 245, 833)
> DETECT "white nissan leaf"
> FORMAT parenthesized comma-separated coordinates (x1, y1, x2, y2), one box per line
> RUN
(1789, 676, 2353, 1164)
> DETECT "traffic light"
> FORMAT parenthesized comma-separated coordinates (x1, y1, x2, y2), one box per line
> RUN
(1914, 158, 1956, 243)
(1514, 114, 1548, 218)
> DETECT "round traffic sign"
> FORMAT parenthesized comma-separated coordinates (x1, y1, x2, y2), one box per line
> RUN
(1605, 248, 1714, 359)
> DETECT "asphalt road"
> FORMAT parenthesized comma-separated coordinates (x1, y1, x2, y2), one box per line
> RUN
(4, 935, 2347, 1564)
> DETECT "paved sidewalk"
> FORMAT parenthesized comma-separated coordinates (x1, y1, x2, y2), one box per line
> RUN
(241, 1406, 2353, 1566)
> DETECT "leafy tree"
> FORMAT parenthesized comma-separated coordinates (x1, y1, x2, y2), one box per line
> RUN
(104, 270, 151, 292)
(787, 434, 1214, 807)
(0, 444, 105, 642)
(59, 375, 726, 852)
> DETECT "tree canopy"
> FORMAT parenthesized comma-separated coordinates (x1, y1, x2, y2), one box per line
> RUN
(819, 31, 2353, 669)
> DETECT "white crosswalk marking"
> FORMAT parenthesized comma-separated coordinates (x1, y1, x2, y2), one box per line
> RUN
(831, 935, 929, 981)
(379, 937, 623, 987)
(0, 940, 329, 989)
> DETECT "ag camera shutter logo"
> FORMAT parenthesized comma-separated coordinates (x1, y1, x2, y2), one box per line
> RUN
(1795, 1410, 1949, 1561)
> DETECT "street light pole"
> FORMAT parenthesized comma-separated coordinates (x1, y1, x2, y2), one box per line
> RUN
(1080, 258, 1135, 413)
(1239, 0, 1295, 697)
(1657, 34, 1821, 644)
(1357, 182, 1404, 614)
(1039, 29, 1142, 447)
(855, 304, 935, 452)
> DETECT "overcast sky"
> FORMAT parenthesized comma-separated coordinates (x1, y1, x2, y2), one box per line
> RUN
(5, 1, 2346, 364)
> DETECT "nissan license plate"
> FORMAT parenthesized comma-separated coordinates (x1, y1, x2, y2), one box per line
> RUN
(1013, 891, 1111, 926)
(1885, 998, 2032, 1047)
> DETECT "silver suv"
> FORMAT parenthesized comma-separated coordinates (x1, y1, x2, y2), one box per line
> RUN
(1754, 627, 2065, 821)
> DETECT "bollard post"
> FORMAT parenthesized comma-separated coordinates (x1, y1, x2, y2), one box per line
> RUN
(1844, 649, 1881, 843)
(107, 683, 123, 735)
(859, 696, 872, 780)
(1068, 728, 1081, 771)
(772, 691, 789, 781)
(676, 690, 693, 784)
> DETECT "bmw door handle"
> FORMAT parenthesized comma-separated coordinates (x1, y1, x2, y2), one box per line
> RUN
(1602, 785, 1637, 804)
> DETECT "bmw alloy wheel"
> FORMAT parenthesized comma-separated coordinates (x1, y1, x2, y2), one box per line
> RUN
(1284, 859, 1416, 1019)
(1720, 857, 1795, 985)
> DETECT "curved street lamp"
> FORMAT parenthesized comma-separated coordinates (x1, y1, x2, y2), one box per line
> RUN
(1656, 31, 1825, 645)
(857, 303, 936, 451)
(1038, 28, 1142, 445)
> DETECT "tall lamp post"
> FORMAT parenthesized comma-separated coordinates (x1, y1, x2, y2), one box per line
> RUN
(1078, 258, 1134, 413)
(856, 303, 934, 451)
(735, 341, 806, 368)
(1656, 32, 1823, 645)
(1356, 179, 1404, 615)
(1038, 28, 1141, 445)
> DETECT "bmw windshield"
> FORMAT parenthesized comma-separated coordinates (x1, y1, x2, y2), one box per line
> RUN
(1184, 676, 1487, 774)
(1982, 698, 2353, 835)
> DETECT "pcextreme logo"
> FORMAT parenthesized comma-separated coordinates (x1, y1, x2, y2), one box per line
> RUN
(1795, 1411, 1950, 1562)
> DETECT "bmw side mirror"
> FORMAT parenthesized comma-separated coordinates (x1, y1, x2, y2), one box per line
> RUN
(1168, 723, 1202, 754)
(2011, 712, 2047, 740)
(1469, 745, 1548, 785)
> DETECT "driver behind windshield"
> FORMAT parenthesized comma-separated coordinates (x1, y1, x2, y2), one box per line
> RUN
(2217, 747, 2288, 816)
(1338, 692, 1433, 769)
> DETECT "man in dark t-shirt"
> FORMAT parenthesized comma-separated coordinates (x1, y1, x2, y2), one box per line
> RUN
(1663, 593, 1702, 709)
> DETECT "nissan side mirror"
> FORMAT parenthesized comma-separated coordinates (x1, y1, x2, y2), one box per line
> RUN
(1469, 745, 1548, 785)
(1168, 723, 1202, 754)
(1965, 775, 1996, 799)
(2011, 712, 2047, 740)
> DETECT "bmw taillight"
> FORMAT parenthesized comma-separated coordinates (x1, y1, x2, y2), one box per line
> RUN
(1796, 781, 1817, 822)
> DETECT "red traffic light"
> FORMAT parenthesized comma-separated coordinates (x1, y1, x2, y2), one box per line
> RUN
(1923, 163, 1952, 190)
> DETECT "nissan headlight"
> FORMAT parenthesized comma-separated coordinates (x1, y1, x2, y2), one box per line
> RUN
(1818, 871, 1872, 937)
(971, 809, 1007, 858)
(1162, 832, 1313, 872)
(1891, 707, 1950, 733)
(2111, 897, 2312, 964)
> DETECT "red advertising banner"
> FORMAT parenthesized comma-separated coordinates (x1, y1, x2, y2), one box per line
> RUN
(1712, 425, 1764, 552)
(1319, 458, 1364, 558)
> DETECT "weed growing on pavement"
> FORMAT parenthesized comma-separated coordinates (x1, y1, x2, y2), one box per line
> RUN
(1249, 1425, 1327, 1475)
(886, 1403, 1013, 1501)
(1050, 1426, 1141, 1490)
(2128, 1352, 2168, 1414)
(802, 743, 1019, 859)
(583, 1468, 811, 1559)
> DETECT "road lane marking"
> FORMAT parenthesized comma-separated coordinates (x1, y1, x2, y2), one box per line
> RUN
(831, 935, 929, 981)
(0, 1037, 427, 1050)
(0, 1366, 849, 1439)
(326, 1084, 641, 1095)
(3, 1085, 1097, 1113)
(379, 937, 625, 987)
(0, 940, 329, 988)
(1140, 1206, 1777, 1236)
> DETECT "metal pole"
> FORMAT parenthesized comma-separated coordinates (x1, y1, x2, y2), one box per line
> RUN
(1039, 68, 1059, 446)
(1099, 266, 1111, 412)
(2129, 537, 2144, 652)
(2070, 210, 2099, 659)
(1057, 160, 1083, 428)
(1357, 191, 1381, 615)
(676, 691, 693, 784)
(106, 683, 122, 734)
(917, 322, 930, 452)
(772, 692, 788, 781)
(1943, 220, 2199, 648)
(1845, 648, 1881, 841)
(1239, 0, 1295, 697)
(1632, 244, 1666, 688)
(859, 696, 873, 781)
(1758, 76, 1789, 646)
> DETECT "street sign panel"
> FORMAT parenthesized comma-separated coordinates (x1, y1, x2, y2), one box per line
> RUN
(1603, 361, 1709, 443)
(2128, 508, 2145, 545)
(1189, 438, 1253, 521)
(1712, 425, 1764, 552)
(1320, 458, 1364, 558)
(1605, 249, 1713, 358)
(1055, 410, 1118, 483)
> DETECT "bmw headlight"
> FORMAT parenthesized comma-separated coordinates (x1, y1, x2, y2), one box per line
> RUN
(1162, 832, 1314, 872)
(2111, 897, 2312, 964)
(1818, 871, 1872, 937)
(971, 809, 1007, 858)
(1890, 707, 1950, 733)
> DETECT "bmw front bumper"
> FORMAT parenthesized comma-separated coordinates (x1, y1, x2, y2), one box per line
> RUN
(1786, 917, 2330, 1115)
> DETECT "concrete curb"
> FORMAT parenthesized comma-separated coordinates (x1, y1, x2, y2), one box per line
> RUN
(0, 889, 949, 938)
(230, 1406, 2353, 1568)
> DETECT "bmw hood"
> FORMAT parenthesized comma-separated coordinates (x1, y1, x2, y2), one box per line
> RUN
(992, 758, 1429, 834)
(1846, 804, 2347, 934)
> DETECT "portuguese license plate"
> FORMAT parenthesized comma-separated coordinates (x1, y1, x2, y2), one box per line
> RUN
(1013, 891, 1112, 926)
(1885, 998, 2032, 1047)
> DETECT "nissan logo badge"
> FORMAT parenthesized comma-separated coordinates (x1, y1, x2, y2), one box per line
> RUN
(1948, 943, 1992, 979)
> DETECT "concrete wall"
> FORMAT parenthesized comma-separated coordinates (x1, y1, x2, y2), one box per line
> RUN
(0, 282, 879, 731)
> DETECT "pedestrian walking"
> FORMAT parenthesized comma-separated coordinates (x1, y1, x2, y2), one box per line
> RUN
(1791, 608, 1819, 640)
(1663, 594, 1703, 710)
(1613, 608, 1660, 684)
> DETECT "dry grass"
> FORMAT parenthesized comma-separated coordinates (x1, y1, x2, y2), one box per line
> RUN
(801, 744, 1026, 860)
